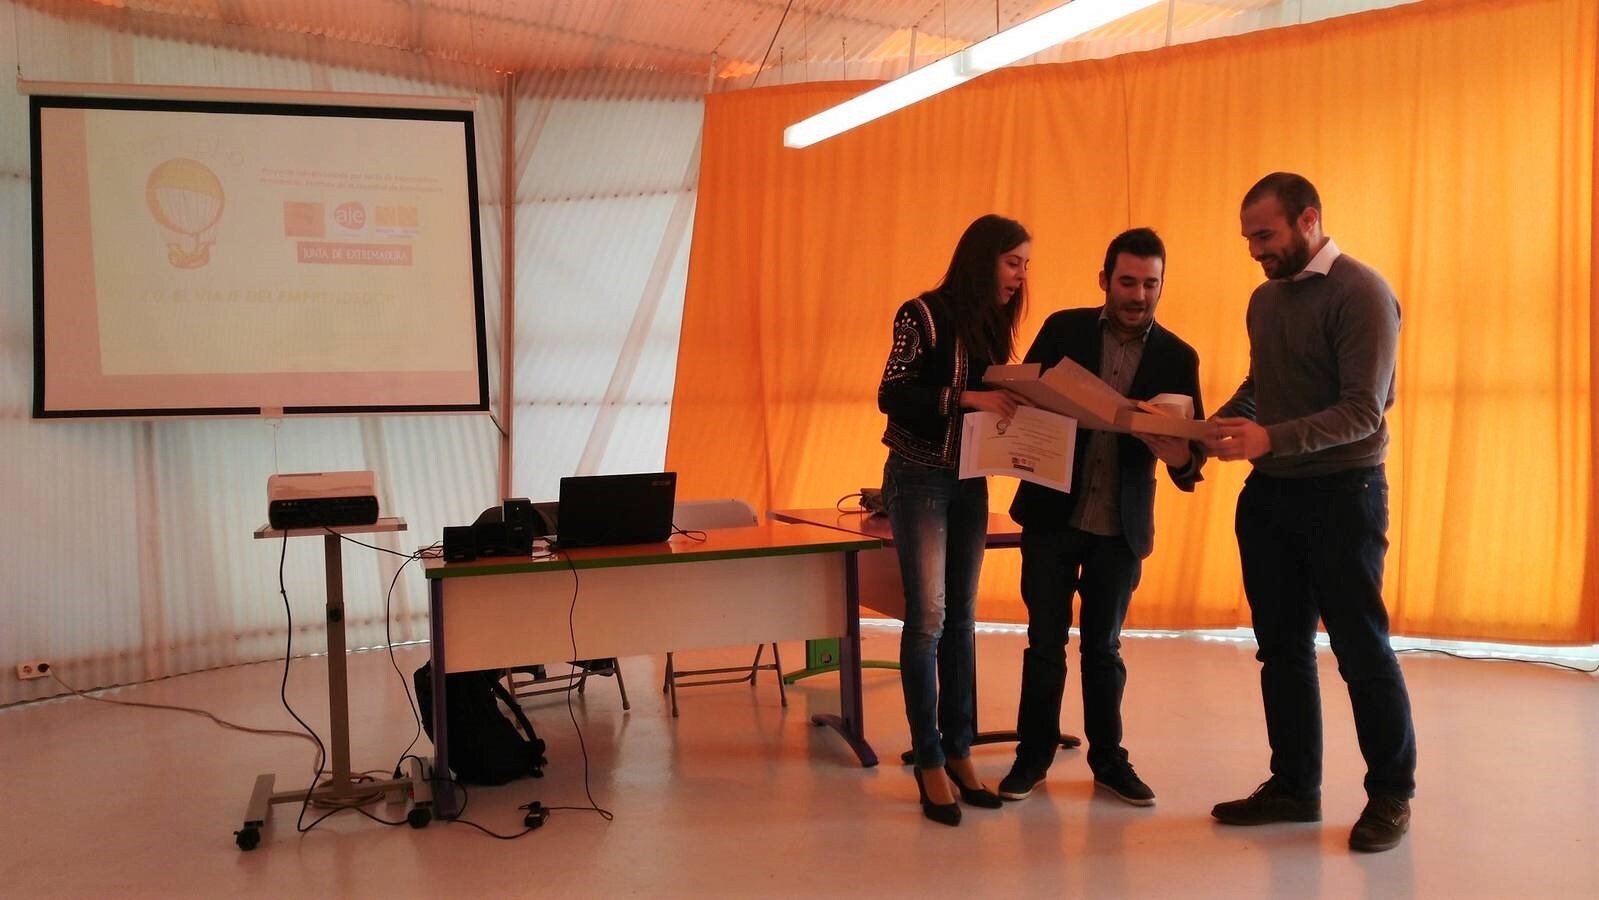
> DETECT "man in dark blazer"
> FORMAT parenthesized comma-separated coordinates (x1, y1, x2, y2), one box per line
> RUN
(998, 227, 1206, 806)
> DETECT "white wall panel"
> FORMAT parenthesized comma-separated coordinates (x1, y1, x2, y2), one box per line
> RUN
(0, 177, 31, 421)
(518, 95, 704, 199)
(509, 84, 702, 502)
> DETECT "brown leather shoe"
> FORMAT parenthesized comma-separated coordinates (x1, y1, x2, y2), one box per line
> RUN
(1211, 780, 1322, 825)
(1349, 795, 1411, 852)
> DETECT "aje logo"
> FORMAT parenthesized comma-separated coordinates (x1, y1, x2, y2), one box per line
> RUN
(332, 201, 368, 236)
(147, 158, 225, 269)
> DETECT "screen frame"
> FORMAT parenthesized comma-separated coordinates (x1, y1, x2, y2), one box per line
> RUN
(30, 94, 492, 419)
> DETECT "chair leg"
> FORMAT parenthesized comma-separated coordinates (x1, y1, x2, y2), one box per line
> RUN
(770, 642, 787, 707)
(613, 660, 631, 711)
(661, 644, 788, 714)
(746, 645, 766, 687)
(664, 652, 679, 717)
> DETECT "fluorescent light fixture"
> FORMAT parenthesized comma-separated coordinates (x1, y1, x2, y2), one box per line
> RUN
(962, 0, 1163, 75)
(784, 0, 1163, 149)
(783, 52, 970, 149)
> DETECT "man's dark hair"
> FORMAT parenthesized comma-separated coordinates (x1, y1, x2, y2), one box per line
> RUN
(1242, 172, 1322, 223)
(1102, 227, 1165, 278)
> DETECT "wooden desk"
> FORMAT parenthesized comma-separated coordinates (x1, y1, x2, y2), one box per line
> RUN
(423, 521, 882, 816)
(769, 507, 1080, 759)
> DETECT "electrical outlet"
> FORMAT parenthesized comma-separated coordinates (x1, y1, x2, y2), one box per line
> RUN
(16, 660, 51, 681)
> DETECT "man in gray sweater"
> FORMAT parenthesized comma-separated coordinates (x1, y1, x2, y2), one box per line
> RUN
(1207, 172, 1417, 853)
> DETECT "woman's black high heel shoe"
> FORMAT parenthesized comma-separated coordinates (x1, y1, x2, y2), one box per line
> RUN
(914, 767, 962, 826)
(945, 762, 1004, 808)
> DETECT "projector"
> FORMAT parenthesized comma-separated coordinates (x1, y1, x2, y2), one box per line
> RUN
(267, 470, 380, 529)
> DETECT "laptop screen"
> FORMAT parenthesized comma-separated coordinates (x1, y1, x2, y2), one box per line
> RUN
(555, 472, 677, 548)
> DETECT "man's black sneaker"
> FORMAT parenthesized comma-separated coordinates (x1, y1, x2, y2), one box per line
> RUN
(1211, 780, 1322, 825)
(997, 760, 1047, 801)
(1093, 762, 1155, 806)
(1349, 795, 1411, 852)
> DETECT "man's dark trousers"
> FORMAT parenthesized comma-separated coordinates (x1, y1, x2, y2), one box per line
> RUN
(1015, 526, 1140, 774)
(1235, 464, 1417, 799)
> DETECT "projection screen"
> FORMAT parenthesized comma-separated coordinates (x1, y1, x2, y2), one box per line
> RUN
(31, 95, 490, 417)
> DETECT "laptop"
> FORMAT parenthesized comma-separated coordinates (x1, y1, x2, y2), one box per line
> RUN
(555, 472, 678, 548)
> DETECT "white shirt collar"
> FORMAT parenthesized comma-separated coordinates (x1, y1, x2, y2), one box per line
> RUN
(1292, 237, 1341, 282)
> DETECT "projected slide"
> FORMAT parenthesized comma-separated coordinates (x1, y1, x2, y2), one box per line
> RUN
(32, 96, 488, 417)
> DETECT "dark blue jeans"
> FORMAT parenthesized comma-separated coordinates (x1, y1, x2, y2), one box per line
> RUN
(1014, 527, 1140, 774)
(1236, 464, 1417, 799)
(882, 454, 987, 769)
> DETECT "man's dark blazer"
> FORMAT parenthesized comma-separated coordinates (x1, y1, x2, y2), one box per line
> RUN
(1007, 307, 1205, 560)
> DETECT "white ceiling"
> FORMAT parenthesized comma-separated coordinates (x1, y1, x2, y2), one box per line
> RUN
(27, 0, 1409, 88)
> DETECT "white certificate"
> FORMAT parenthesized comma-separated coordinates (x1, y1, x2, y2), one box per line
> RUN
(958, 405, 1077, 492)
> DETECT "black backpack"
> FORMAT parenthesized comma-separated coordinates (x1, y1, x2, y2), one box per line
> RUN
(414, 661, 547, 785)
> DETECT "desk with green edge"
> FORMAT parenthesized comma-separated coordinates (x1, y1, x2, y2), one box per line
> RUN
(769, 508, 1080, 758)
(423, 521, 883, 816)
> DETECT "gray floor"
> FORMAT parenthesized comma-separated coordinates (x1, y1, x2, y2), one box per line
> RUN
(2, 626, 1595, 898)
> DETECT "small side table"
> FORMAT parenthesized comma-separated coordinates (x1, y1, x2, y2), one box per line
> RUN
(235, 517, 433, 850)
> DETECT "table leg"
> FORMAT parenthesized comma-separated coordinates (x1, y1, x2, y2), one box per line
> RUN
(810, 550, 879, 767)
(785, 638, 901, 683)
(783, 638, 842, 683)
(323, 534, 353, 789)
(898, 733, 1080, 765)
(429, 578, 458, 818)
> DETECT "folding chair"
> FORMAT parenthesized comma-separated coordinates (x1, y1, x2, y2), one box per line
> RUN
(660, 498, 787, 717)
(503, 500, 630, 708)
(506, 660, 630, 710)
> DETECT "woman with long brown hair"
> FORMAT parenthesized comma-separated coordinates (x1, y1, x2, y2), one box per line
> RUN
(877, 214, 1030, 825)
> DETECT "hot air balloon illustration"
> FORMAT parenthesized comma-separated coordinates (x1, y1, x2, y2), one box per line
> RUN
(146, 158, 224, 269)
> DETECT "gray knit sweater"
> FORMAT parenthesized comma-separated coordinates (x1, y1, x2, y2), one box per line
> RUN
(1217, 252, 1400, 478)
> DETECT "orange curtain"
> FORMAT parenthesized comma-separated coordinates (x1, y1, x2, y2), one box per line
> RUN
(667, 0, 1597, 643)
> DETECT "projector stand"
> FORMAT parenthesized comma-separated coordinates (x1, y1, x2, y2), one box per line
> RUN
(237, 518, 431, 851)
